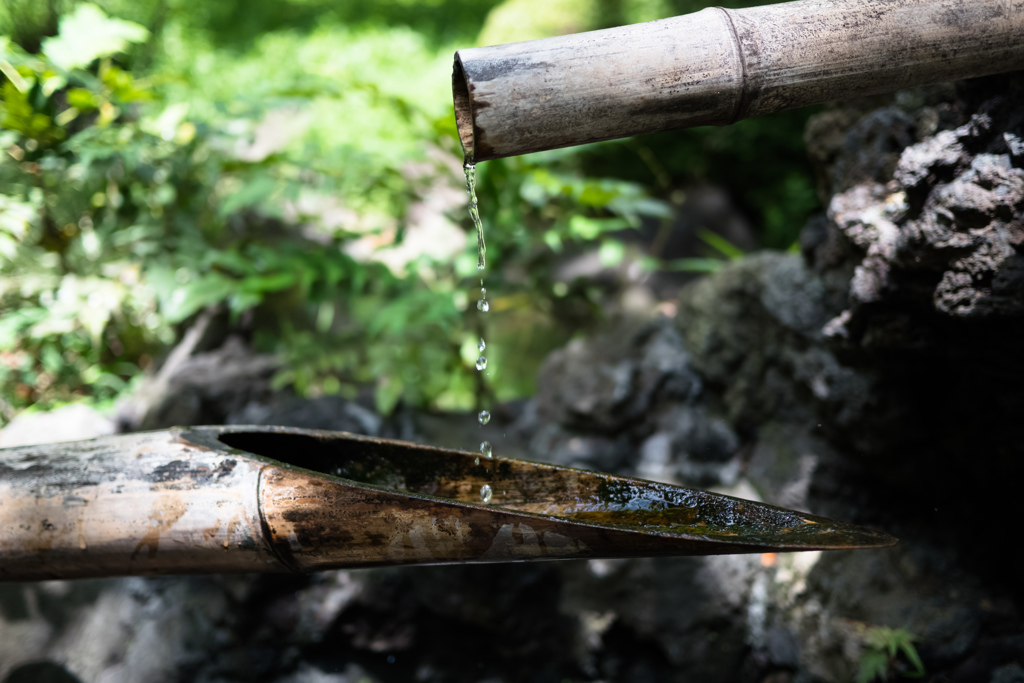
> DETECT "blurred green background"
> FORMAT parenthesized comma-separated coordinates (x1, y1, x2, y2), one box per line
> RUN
(0, 0, 818, 421)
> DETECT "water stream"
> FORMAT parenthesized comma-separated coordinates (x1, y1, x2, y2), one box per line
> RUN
(464, 162, 494, 500)
(464, 162, 486, 271)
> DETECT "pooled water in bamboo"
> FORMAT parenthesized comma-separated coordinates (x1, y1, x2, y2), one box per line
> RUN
(465, 162, 493, 460)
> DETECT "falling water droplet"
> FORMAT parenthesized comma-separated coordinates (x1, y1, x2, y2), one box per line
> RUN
(480, 441, 493, 458)
(480, 484, 493, 503)
(474, 456, 480, 466)
(476, 356, 487, 371)
(478, 338, 486, 352)
(477, 299, 489, 312)
(478, 410, 491, 425)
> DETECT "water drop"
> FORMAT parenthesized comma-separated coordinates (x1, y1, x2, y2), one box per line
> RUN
(474, 456, 480, 465)
(478, 338, 486, 352)
(480, 441, 493, 458)
(478, 410, 491, 425)
(477, 299, 489, 312)
(476, 356, 487, 371)
(480, 484, 493, 503)
(480, 287, 486, 297)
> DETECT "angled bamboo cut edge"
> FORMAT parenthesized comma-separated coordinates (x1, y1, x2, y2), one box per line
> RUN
(453, 0, 1024, 161)
(0, 425, 896, 581)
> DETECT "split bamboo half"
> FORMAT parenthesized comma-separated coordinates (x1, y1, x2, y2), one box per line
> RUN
(0, 426, 894, 580)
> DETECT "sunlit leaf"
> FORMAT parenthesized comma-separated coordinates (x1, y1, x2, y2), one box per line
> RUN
(42, 4, 149, 71)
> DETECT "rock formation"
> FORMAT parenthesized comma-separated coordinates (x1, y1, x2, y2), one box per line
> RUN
(2, 74, 1023, 683)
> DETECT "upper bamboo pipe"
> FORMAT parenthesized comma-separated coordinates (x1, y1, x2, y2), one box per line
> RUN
(453, 0, 1024, 162)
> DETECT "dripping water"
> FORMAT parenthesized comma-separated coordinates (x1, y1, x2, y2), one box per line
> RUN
(465, 162, 493, 461)
(464, 162, 486, 271)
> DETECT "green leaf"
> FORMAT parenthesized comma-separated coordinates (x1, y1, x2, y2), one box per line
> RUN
(0, 39, 29, 93)
(568, 215, 624, 240)
(0, 309, 48, 348)
(697, 228, 746, 260)
(160, 274, 237, 323)
(663, 257, 725, 273)
(899, 639, 926, 678)
(42, 4, 150, 71)
(375, 376, 403, 415)
(239, 271, 297, 294)
(857, 650, 890, 683)
(598, 239, 626, 267)
(66, 88, 98, 112)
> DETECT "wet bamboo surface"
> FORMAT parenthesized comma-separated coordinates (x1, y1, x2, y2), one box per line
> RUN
(0, 426, 895, 580)
(453, 0, 1024, 161)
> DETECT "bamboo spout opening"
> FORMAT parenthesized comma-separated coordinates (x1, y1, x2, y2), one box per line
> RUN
(451, 55, 475, 163)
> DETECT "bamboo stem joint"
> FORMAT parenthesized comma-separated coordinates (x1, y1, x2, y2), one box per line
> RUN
(453, 0, 1024, 161)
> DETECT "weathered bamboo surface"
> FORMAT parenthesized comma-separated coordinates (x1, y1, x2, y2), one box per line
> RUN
(0, 430, 278, 580)
(0, 426, 896, 580)
(453, 0, 1024, 161)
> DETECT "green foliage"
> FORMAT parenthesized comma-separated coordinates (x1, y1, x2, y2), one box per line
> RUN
(1, 1, 505, 416)
(0, 9, 169, 411)
(0, 0, 64, 55)
(0, 0, 820, 421)
(857, 626, 926, 682)
(577, 113, 820, 251)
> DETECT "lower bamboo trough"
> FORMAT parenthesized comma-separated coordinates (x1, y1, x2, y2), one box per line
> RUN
(0, 426, 895, 580)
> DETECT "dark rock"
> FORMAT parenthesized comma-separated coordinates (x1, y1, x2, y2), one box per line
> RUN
(805, 106, 916, 202)
(527, 422, 633, 472)
(676, 251, 865, 433)
(764, 625, 800, 669)
(992, 665, 1024, 683)
(8, 74, 1024, 683)
(3, 662, 83, 683)
(117, 309, 280, 432)
(534, 318, 700, 434)
(518, 316, 747, 486)
(560, 555, 757, 681)
(227, 395, 381, 436)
